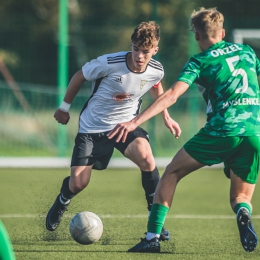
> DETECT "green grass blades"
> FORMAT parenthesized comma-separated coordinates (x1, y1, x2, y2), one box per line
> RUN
(0, 167, 260, 259)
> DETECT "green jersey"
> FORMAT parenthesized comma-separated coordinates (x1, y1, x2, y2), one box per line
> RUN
(178, 40, 260, 137)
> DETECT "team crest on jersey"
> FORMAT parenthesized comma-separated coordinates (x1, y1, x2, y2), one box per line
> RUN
(140, 80, 147, 89)
(114, 77, 123, 83)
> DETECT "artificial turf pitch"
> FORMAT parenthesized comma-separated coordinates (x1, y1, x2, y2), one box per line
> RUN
(1, 167, 260, 259)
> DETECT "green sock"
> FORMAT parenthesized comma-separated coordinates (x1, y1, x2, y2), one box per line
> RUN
(234, 202, 252, 215)
(147, 203, 169, 234)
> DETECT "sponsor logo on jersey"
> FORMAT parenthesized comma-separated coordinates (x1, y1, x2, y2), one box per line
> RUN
(223, 98, 260, 108)
(140, 80, 147, 89)
(112, 93, 131, 101)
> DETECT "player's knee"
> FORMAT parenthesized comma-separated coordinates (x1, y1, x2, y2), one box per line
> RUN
(138, 153, 155, 170)
(164, 165, 184, 182)
(165, 172, 181, 185)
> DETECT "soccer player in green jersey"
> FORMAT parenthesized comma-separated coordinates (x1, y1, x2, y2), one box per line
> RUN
(108, 7, 260, 253)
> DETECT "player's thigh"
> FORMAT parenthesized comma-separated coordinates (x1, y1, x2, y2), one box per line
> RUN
(164, 147, 204, 180)
(115, 127, 155, 169)
(124, 137, 155, 168)
(115, 127, 152, 159)
(224, 136, 260, 184)
(115, 126, 150, 155)
(124, 137, 153, 158)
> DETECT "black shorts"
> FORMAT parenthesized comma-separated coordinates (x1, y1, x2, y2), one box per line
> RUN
(70, 127, 149, 170)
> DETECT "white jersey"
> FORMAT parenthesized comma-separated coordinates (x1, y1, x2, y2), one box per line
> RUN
(79, 51, 164, 133)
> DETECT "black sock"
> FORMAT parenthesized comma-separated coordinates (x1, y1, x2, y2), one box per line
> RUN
(141, 167, 160, 211)
(60, 176, 77, 202)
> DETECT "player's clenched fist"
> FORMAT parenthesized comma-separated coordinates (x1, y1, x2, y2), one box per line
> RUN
(54, 109, 70, 125)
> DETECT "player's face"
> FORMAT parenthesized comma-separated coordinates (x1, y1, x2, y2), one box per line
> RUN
(129, 43, 159, 72)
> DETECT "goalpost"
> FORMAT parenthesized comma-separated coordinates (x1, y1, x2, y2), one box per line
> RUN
(232, 29, 260, 44)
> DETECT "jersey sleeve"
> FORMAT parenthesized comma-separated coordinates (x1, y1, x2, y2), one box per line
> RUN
(153, 81, 161, 88)
(153, 63, 164, 88)
(82, 55, 110, 81)
(177, 58, 200, 86)
(256, 57, 260, 76)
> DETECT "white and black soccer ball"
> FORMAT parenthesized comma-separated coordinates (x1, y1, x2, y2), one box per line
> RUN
(69, 211, 103, 245)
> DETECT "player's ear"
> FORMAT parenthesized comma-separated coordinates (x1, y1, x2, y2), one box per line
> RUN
(222, 29, 225, 39)
(195, 32, 200, 41)
(153, 47, 159, 56)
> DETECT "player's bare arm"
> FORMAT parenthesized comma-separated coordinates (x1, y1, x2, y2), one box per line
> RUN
(149, 83, 181, 138)
(107, 81, 189, 142)
(54, 70, 87, 125)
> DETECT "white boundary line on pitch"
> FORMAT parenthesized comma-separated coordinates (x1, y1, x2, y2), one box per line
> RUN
(0, 157, 223, 168)
(1, 214, 260, 219)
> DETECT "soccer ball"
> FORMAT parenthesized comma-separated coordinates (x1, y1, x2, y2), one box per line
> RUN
(69, 211, 103, 245)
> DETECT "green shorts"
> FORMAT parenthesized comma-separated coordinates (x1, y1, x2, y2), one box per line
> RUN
(183, 131, 260, 184)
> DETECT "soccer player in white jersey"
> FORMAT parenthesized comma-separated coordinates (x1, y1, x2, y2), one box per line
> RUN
(45, 21, 181, 241)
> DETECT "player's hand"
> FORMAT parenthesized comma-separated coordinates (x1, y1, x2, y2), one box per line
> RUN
(54, 109, 70, 125)
(107, 121, 138, 143)
(163, 116, 181, 138)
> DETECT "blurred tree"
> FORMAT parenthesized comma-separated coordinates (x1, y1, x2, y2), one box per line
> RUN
(0, 0, 259, 87)
(0, 0, 59, 85)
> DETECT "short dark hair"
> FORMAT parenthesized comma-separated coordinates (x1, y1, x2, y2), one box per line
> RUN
(131, 21, 160, 48)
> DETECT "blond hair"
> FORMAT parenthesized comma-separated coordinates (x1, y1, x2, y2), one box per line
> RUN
(190, 7, 224, 38)
(131, 21, 160, 48)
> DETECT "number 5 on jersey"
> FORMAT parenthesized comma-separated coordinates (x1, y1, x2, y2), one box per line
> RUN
(226, 55, 248, 93)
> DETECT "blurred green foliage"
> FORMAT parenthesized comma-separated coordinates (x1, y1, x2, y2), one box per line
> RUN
(0, 0, 259, 88)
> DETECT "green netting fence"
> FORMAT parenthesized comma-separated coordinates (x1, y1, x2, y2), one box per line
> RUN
(0, 79, 207, 158)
